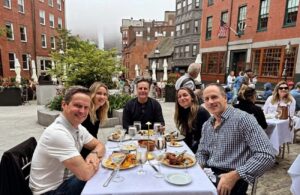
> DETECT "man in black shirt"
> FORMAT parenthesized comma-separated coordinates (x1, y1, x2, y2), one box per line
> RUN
(122, 77, 165, 131)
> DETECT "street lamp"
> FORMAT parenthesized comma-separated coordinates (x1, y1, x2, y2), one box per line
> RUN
(282, 41, 292, 81)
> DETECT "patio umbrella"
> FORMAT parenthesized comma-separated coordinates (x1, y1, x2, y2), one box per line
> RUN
(51, 61, 57, 84)
(151, 61, 156, 81)
(194, 54, 202, 82)
(31, 60, 38, 83)
(14, 58, 21, 83)
(135, 64, 139, 77)
(163, 59, 168, 81)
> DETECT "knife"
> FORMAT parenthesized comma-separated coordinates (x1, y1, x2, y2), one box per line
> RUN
(148, 161, 159, 173)
(103, 169, 117, 187)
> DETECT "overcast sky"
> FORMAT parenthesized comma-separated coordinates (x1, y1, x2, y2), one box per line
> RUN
(65, 0, 175, 49)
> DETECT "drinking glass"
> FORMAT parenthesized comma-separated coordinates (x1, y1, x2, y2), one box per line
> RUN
(137, 147, 147, 175)
(153, 122, 161, 137)
(154, 136, 165, 178)
(118, 129, 126, 148)
(111, 153, 126, 182)
(128, 125, 137, 139)
(134, 121, 141, 131)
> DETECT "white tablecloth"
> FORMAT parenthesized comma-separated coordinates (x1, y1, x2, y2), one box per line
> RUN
(266, 119, 292, 155)
(82, 140, 217, 195)
(288, 154, 300, 195)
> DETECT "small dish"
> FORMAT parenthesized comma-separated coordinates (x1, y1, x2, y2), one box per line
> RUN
(165, 173, 192, 185)
(168, 142, 183, 147)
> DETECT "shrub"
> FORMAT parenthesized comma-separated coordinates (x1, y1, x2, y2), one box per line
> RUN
(47, 95, 63, 111)
(108, 93, 132, 117)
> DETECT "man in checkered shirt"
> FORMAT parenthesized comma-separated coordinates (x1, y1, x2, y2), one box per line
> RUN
(196, 83, 275, 195)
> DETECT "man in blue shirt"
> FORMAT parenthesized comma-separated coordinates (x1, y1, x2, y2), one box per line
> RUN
(290, 82, 300, 112)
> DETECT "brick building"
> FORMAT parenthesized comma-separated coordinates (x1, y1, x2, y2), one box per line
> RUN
(0, 0, 65, 79)
(200, 0, 300, 84)
(120, 11, 175, 80)
(173, 0, 202, 72)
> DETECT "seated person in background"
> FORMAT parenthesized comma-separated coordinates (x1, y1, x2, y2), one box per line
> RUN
(81, 82, 109, 159)
(262, 82, 273, 100)
(225, 87, 233, 104)
(234, 84, 268, 129)
(196, 84, 275, 195)
(263, 80, 296, 117)
(288, 81, 295, 91)
(29, 86, 106, 195)
(174, 87, 210, 153)
(290, 82, 300, 113)
(123, 77, 165, 130)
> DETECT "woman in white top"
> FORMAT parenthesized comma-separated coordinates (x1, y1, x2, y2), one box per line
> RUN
(263, 80, 296, 117)
(227, 70, 236, 89)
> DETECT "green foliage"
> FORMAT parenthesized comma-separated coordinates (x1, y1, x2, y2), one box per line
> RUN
(167, 73, 178, 86)
(46, 95, 63, 111)
(108, 93, 132, 117)
(48, 29, 123, 89)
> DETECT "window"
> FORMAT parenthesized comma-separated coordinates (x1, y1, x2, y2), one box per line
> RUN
(22, 54, 29, 70)
(194, 20, 199, 33)
(284, 0, 299, 26)
(221, 11, 228, 23)
(18, 0, 25, 13)
(20, 26, 27, 42)
(171, 31, 174, 36)
(147, 27, 150, 33)
(185, 45, 190, 57)
(50, 36, 55, 49)
(187, 0, 192, 10)
(202, 52, 226, 74)
(4, 0, 11, 8)
(185, 21, 190, 33)
(175, 47, 180, 58)
(40, 59, 52, 71)
(195, 0, 200, 8)
(41, 34, 47, 48)
(39, 10, 46, 25)
(48, 0, 53, 7)
(180, 47, 184, 57)
(49, 14, 55, 28)
(182, 0, 186, 10)
(181, 23, 185, 35)
(9, 53, 15, 69)
(6, 22, 14, 40)
(176, 2, 182, 14)
(58, 17, 62, 29)
(57, 0, 62, 10)
(237, 6, 247, 35)
(208, 0, 214, 6)
(206, 16, 212, 40)
(192, 45, 198, 57)
(176, 25, 181, 36)
(258, 0, 270, 31)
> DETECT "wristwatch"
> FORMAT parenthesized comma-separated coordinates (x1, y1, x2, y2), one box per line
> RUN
(90, 151, 101, 159)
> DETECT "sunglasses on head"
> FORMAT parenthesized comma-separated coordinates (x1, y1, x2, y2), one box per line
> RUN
(278, 87, 288, 90)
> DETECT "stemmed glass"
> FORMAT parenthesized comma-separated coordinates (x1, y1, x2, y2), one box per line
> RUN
(118, 129, 126, 148)
(137, 147, 147, 175)
(111, 153, 126, 182)
(128, 125, 137, 139)
(154, 135, 165, 178)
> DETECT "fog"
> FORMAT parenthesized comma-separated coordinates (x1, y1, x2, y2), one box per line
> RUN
(65, 0, 175, 50)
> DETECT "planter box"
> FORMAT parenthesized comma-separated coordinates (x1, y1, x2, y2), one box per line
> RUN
(165, 85, 176, 102)
(0, 88, 22, 106)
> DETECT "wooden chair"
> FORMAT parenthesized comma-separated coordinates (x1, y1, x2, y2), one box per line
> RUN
(0, 137, 37, 195)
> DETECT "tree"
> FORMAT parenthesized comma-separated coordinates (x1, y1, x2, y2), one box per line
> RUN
(49, 29, 123, 88)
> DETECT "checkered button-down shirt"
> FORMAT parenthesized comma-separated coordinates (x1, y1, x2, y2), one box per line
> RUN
(196, 106, 275, 184)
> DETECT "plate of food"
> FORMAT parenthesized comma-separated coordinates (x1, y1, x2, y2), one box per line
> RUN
(121, 143, 137, 151)
(168, 140, 183, 147)
(160, 152, 196, 168)
(138, 130, 155, 136)
(102, 153, 137, 170)
(107, 133, 131, 142)
(164, 133, 185, 142)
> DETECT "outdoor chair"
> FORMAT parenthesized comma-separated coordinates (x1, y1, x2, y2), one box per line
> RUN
(0, 137, 37, 195)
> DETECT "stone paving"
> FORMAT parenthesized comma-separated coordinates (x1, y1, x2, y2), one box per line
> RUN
(0, 100, 299, 195)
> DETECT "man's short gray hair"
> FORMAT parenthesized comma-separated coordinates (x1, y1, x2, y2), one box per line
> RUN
(187, 63, 201, 75)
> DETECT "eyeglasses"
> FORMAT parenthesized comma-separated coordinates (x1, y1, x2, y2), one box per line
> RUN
(278, 87, 289, 90)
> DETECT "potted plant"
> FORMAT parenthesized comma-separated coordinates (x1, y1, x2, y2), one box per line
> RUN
(108, 93, 132, 118)
(0, 77, 22, 106)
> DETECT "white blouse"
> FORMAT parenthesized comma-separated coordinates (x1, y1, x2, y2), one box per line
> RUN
(263, 95, 296, 117)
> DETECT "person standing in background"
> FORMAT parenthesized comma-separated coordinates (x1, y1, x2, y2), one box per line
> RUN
(227, 70, 236, 89)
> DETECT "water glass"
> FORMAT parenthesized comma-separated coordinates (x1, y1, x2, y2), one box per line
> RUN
(134, 121, 141, 131)
(137, 147, 147, 175)
(111, 153, 126, 182)
(153, 122, 161, 136)
(128, 125, 137, 139)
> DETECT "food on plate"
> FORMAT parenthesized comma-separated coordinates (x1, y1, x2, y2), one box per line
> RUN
(111, 132, 120, 140)
(138, 140, 155, 151)
(138, 130, 154, 136)
(104, 153, 137, 169)
(164, 152, 192, 166)
(170, 140, 181, 147)
(147, 152, 154, 160)
(121, 144, 137, 151)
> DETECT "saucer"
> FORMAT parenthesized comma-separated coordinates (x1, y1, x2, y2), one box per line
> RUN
(165, 173, 192, 185)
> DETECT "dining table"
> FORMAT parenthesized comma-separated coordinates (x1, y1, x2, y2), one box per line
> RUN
(81, 137, 217, 195)
(288, 154, 300, 195)
(266, 118, 292, 155)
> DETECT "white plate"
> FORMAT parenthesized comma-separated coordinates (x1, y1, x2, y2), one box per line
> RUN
(168, 142, 183, 147)
(165, 173, 192, 186)
(107, 134, 131, 142)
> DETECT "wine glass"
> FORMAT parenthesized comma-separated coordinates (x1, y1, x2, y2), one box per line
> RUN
(137, 147, 147, 175)
(111, 153, 126, 182)
(153, 136, 165, 178)
(128, 125, 137, 139)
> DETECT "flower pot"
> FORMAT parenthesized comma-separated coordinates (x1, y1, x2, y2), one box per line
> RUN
(0, 88, 22, 106)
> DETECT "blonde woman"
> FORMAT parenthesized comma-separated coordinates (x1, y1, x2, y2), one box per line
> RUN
(174, 87, 210, 153)
(263, 80, 296, 117)
(81, 82, 109, 158)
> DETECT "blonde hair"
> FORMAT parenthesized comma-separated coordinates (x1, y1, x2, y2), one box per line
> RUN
(89, 82, 109, 125)
(174, 87, 199, 136)
(238, 84, 256, 102)
(271, 80, 293, 104)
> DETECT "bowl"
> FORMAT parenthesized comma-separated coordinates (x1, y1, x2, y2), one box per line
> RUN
(138, 140, 155, 151)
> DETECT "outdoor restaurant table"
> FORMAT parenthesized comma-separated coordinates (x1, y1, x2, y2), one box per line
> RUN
(288, 154, 300, 195)
(266, 118, 292, 155)
(81, 139, 217, 195)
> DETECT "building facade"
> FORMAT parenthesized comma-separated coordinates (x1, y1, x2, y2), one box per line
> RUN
(173, 0, 202, 72)
(120, 11, 175, 80)
(200, 0, 300, 84)
(0, 0, 65, 79)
